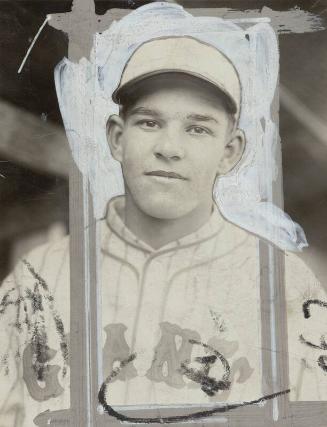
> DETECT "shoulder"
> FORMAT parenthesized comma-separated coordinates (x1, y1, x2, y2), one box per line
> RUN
(284, 252, 326, 303)
(216, 216, 258, 254)
(284, 252, 327, 327)
(1, 219, 113, 295)
(285, 253, 327, 400)
(1, 236, 70, 297)
(284, 253, 327, 359)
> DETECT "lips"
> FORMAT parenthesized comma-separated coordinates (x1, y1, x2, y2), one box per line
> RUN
(145, 170, 187, 180)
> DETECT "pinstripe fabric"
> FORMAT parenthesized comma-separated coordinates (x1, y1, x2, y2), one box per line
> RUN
(0, 196, 326, 426)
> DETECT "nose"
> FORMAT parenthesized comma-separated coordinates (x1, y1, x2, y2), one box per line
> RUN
(153, 128, 185, 161)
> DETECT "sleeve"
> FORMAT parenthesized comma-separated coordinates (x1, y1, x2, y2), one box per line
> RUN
(0, 239, 69, 427)
(0, 262, 28, 427)
(285, 253, 327, 401)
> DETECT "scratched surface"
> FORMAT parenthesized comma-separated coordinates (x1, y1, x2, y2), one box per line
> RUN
(1, 1, 327, 427)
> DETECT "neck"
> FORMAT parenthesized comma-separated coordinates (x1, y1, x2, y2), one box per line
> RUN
(123, 193, 213, 250)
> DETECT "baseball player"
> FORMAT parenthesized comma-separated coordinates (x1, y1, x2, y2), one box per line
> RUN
(0, 34, 326, 427)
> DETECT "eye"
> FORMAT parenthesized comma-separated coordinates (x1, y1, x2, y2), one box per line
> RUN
(137, 119, 160, 130)
(187, 126, 211, 135)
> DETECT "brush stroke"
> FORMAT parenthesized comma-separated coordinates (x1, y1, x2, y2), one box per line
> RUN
(54, 2, 307, 252)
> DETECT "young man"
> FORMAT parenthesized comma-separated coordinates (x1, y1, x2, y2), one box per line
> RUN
(0, 36, 326, 426)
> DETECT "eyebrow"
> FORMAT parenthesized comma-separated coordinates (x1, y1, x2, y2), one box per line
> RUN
(128, 107, 161, 117)
(128, 107, 219, 124)
(186, 114, 219, 124)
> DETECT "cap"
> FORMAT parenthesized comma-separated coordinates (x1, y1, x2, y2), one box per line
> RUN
(112, 36, 241, 116)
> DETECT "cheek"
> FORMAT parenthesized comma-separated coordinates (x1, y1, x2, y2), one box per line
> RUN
(120, 134, 143, 170)
(120, 140, 154, 186)
(190, 142, 224, 178)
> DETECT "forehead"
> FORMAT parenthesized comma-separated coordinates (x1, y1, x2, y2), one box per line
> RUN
(120, 73, 235, 118)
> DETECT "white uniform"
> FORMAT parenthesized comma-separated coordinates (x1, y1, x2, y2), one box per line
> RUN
(1, 196, 326, 426)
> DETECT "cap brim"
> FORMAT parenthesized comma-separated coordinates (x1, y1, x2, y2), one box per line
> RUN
(112, 70, 238, 115)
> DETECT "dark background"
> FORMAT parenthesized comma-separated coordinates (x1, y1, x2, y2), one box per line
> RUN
(0, 0, 326, 284)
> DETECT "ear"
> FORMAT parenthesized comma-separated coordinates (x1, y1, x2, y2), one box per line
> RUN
(217, 128, 246, 175)
(106, 114, 125, 163)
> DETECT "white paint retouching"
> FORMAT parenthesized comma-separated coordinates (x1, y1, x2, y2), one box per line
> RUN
(54, 2, 307, 251)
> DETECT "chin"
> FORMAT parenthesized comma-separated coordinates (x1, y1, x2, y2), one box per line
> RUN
(136, 194, 196, 220)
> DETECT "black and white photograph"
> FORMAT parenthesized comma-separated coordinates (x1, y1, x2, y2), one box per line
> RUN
(0, 1, 327, 426)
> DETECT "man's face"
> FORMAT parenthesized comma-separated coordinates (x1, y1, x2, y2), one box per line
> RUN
(108, 75, 244, 220)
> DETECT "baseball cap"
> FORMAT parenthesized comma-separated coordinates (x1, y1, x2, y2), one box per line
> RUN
(112, 36, 241, 117)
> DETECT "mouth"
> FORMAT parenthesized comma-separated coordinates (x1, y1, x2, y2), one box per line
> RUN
(144, 170, 187, 180)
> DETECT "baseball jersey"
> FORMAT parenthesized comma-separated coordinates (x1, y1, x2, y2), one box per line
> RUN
(0, 196, 326, 426)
